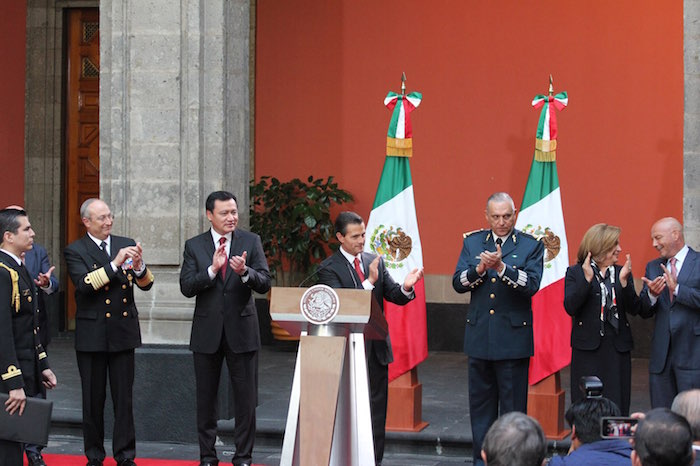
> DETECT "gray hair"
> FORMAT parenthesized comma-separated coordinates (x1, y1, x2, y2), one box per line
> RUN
(672, 389, 700, 441)
(80, 198, 100, 219)
(486, 192, 515, 211)
(482, 412, 546, 466)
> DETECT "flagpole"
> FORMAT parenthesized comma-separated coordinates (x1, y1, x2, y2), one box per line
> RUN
(523, 76, 570, 440)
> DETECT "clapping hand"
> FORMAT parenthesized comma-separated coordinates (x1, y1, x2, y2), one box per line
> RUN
(34, 266, 55, 288)
(619, 254, 632, 287)
(582, 252, 594, 282)
(211, 242, 227, 274)
(403, 267, 424, 292)
(229, 251, 248, 275)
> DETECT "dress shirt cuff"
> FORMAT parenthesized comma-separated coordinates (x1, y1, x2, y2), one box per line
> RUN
(41, 284, 55, 294)
(110, 261, 118, 273)
(648, 293, 658, 306)
(362, 279, 374, 291)
(241, 268, 250, 283)
(134, 262, 146, 276)
(207, 266, 216, 281)
(401, 285, 414, 298)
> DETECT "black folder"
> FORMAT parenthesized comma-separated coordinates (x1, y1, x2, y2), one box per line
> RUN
(0, 393, 53, 446)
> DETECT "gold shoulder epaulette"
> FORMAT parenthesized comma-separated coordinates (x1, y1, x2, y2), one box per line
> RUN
(0, 262, 20, 312)
(463, 228, 484, 238)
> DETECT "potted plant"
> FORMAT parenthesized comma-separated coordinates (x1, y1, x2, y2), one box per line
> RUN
(250, 175, 354, 339)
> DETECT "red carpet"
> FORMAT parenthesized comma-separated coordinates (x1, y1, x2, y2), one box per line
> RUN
(24, 455, 265, 465)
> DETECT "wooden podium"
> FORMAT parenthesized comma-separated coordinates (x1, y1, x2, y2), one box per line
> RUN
(271, 286, 387, 466)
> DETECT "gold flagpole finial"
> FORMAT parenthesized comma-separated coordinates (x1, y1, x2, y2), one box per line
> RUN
(548, 74, 554, 96)
(401, 72, 407, 95)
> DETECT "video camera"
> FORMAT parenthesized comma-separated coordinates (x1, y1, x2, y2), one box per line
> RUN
(579, 375, 603, 398)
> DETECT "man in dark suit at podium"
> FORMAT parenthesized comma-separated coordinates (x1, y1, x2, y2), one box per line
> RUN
(64, 198, 154, 466)
(317, 211, 423, 466)
(180, 191, 271, 466)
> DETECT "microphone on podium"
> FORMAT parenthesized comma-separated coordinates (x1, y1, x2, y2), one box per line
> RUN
(297, 261, 331, 288)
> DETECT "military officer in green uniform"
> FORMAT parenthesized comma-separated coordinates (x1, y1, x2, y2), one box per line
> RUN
(452, 192, 544, 466)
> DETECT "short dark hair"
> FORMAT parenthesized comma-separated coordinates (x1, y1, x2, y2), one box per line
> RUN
(205, 191, 237, 212)
(0, 208, 27, 240)
(634, 408, 694, 466)
(334, 211, 363, 236)
(565, 396, 621, 444)
(482, 412, 546, 466)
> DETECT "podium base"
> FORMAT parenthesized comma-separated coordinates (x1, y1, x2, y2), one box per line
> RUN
(527, 372, 570, 440)
(386, 368, 429, 432)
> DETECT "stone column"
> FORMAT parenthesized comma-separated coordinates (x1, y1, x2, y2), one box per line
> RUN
(686, 0, 700, 247)
(99, 0, 252, 344)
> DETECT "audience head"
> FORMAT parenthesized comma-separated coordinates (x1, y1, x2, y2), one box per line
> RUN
(672, 389, 700, 442)
(576, 223, 621, 265)
(565, 396, 621, 445)
(481, 411, 546, 466)
(632, 408, 694, 466)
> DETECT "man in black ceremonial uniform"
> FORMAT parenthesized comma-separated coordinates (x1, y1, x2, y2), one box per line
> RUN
(0, 208, 57, 465)
(64, 198, 154, 466)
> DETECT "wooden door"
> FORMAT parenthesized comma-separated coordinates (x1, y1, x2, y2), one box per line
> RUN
(65, 8, 99, 328)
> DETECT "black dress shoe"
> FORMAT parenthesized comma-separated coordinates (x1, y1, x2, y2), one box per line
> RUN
(86, 461, 104, 466)
(198, 462, 218, 466)
(26, 452, 47, 466)
(117, 460, 137, 466)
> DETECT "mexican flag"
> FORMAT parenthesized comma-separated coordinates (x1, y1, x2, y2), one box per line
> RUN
(515, 91, 572, 385)
(364, 91, 427, 381)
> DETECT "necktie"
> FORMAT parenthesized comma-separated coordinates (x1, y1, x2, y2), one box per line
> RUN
(100, 241, 109, 258)
(495, 238, 503, 247)
(354, 257, 365, 282)
(219, 237, 227, 280)
(669, 257, 678, 302)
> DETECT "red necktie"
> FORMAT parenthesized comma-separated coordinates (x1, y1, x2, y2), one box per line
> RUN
(219, 237, 227, 280)
(354, 257, 365, 282)
(669, 257, 678, 302)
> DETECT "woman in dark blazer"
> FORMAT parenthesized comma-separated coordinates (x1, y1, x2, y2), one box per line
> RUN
(564, 223, 640, 414)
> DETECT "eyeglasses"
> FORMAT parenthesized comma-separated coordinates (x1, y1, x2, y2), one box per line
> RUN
(93, 213, 114, 222)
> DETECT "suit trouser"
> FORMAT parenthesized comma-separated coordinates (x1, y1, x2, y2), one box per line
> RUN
(468, 357, 529, 466)
(650, 345, 700, 408)
(76, 349, 136, 463)
(367, 341, 389, 466)
(193, 337, 258, 465)
(0, 437, 22, 464)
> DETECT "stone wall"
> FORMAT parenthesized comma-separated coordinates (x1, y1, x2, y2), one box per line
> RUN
(99, 0, 253, 343)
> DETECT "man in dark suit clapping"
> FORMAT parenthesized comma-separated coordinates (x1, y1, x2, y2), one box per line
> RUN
(640, 217, 700, 408)
(180, 191, 271, 466)
(64, 198, 154, 466)
(317, 211, 423, 466)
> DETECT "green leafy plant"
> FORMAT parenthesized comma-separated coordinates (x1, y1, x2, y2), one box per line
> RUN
(250, 175, 354, 286)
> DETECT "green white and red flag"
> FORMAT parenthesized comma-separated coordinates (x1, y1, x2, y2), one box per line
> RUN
(365, 90, 427, 381)
(515, 90, 572, 385)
